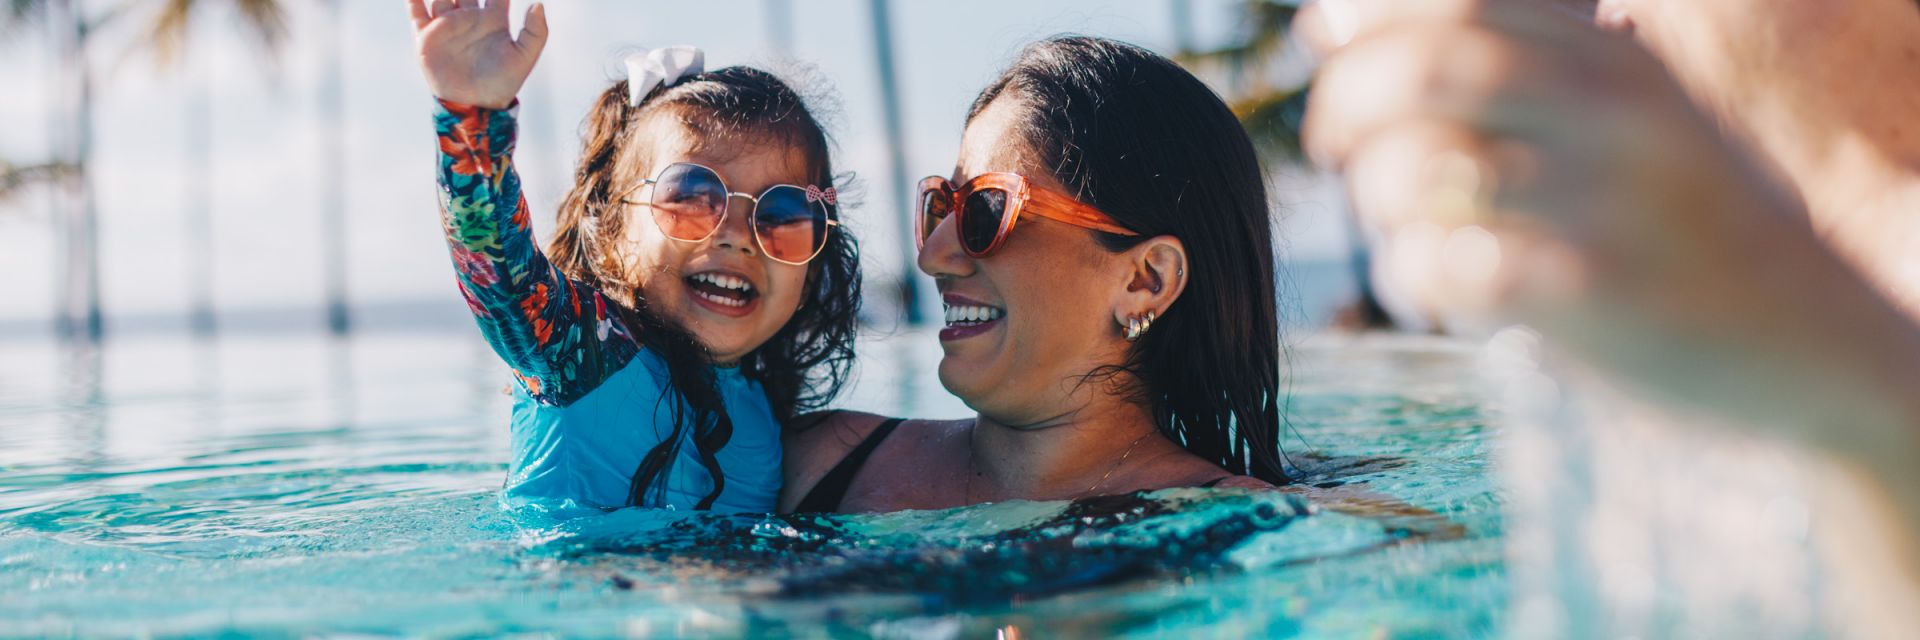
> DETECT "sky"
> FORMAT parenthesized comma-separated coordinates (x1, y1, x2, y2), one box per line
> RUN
(0, 0, 1356, 339)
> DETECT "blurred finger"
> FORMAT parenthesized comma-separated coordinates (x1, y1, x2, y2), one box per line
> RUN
(1344, 119, 1503, 231)
(430, 0, 454, 17)
(406, 0, 430, 31)
(1339, 119, 1580, 327)
(1295, 0, 1596, 55)
(1303, 23, 1557, 169)
(486, 0, 510, 19)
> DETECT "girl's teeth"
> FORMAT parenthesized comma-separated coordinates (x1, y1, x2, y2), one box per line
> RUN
(692, 273, 753, 293)
(696, 289, 747, 307)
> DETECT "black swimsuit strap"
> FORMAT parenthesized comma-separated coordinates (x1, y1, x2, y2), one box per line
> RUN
(1199, 475, 1234, 488)
(794, 418, 906, 513)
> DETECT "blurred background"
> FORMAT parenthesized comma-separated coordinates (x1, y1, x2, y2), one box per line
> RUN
(0, 0, 1369, 346)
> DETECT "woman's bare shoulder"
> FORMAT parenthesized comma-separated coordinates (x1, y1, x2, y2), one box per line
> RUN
(785, 411, 893, 465)
(1208, 476, 1276, 490)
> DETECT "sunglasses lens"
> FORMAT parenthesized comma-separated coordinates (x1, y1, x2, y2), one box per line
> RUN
(960, 188, 1009, 254)
(650, 164, 728, 241)
(917, 185, 951, 248)
(754, 186, 829, 263)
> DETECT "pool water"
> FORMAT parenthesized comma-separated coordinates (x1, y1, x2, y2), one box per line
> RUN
(0, 329, 1501, 637)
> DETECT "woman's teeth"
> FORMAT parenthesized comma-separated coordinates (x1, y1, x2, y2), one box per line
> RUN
(943, 304, 1004, 326)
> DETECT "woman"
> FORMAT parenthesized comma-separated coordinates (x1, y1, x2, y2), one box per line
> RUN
(779, 36, 1286, 513)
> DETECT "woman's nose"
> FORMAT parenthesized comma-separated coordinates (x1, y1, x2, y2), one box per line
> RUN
(916, 211, 976, 279)
(709, 194, 759, 256)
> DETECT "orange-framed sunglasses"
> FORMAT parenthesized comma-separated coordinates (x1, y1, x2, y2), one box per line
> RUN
(915, 173, 1138, 257)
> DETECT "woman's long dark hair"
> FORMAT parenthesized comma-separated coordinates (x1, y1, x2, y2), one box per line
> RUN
(548, 67, 862, 508)
(968, 36, 1289, 484)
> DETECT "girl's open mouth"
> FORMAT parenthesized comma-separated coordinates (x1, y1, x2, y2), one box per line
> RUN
(686, 271, 760, 318)
(940, 300, 1005, 341)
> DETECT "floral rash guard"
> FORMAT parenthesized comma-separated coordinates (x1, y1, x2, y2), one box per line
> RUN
(433, 98, 783, 514)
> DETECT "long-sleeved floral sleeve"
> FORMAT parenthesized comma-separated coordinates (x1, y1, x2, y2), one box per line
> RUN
(433, 98, 639, 406)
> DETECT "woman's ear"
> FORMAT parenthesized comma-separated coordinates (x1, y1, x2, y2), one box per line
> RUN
(1111, 235, 1189, 338)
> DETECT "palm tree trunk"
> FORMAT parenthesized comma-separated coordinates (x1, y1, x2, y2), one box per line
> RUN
(319, 0, 350, 335)
(187, 46, 217, 337)
(50, 0, 101, 344)
(1170, 0, 1195, 55)
(763, 0, 794, 58)
(867, 0, 921, 325)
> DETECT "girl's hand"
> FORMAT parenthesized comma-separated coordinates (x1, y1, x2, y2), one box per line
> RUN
(407, 0, 549, 110)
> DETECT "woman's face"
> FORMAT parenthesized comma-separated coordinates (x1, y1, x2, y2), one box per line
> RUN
(919, 97, 1136, 426)
(613, 117, 814, 364)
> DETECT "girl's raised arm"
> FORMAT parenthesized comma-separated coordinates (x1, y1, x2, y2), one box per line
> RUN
(413, 1, 637, 406)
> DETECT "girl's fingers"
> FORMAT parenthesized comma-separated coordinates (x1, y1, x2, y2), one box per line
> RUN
(486, 0, 510, 20)
(406, 0, 431, 31)
(429, 0, 454, 17)
(517, 3, 549, 57)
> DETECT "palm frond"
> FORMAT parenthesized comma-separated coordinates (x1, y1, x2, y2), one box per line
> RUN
(139, 0, 286, 67)
(1175, 0, 1310, 161)
(0, 160, 76, 208)
(1230, 87, 1311, 161)
(0, 0, 46, 40)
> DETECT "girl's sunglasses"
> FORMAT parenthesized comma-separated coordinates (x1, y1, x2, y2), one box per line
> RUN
(915, 173, 1138, 257)
(620, 162, 840, 266)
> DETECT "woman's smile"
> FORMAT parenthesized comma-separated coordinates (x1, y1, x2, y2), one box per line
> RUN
(939, 293, 1006, 342)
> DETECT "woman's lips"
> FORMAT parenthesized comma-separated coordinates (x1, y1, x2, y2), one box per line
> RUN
(939, 316, 1001, 342)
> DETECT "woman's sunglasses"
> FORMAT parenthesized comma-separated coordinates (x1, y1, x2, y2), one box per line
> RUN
(620, 162, 840, 266)
(915, 173, 1138, 257)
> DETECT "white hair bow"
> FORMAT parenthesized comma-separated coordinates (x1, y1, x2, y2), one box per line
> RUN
(625, 46, 705, 106)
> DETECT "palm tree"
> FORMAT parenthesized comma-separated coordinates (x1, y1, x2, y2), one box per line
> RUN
(3, 0, 287, 342)
(868, 0, 922, 326)
(1179, 0, 1392, 329)
(145, 0, 291, 337)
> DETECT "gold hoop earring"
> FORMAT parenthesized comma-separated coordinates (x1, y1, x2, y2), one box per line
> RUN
(1123, 311, 1158, 341)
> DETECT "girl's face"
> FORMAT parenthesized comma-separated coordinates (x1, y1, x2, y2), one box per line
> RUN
(615, 118, 814, 364)
(918, 97, 1137, 426)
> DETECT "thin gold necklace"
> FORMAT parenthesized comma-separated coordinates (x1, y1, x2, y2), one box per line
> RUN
(964, 425, 1154, 503)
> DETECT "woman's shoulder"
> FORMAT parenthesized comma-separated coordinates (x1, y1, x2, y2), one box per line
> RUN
(780, 411, 967, 509)
(785, 410, 893, 454)
(1207, 475, 1275, 490)
(782, 412, 895, 492)
(784, 411, 968, 460)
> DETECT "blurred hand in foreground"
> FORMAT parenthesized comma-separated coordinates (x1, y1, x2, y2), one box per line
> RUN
(1296, 0, 1920, 430)
(407, 0, 549, 109)
(1295, 0, 1920, 573)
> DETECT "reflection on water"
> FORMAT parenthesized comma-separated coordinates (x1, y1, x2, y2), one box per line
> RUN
(0, 330, 1500, 636)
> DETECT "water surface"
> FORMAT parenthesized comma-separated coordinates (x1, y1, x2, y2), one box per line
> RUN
(0, 330, 1500, 637)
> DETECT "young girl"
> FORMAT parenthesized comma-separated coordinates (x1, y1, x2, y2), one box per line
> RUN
(407, 0, 860, 512)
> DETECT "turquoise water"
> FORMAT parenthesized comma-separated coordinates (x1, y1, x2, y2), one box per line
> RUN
(0, 330, 1500, 637)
